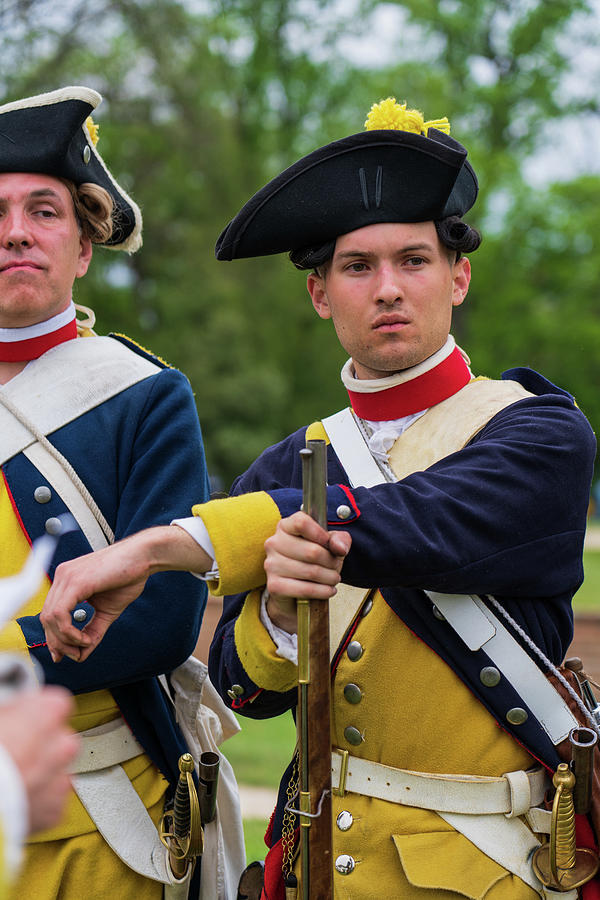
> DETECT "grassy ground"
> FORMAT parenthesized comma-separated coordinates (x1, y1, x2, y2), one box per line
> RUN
(225, 711, 296, 863)
(229, 549, 600, 861)
(575, 549, 600, 612)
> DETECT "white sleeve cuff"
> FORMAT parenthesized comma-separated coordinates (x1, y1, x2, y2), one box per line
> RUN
(259, 589, 298, 664)
(0, 741, 27, 878)
(170, 517, 219, 579)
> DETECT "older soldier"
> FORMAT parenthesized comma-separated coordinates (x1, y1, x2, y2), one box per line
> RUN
(41, 99, 596, 899)
(0, 87, 210, 899)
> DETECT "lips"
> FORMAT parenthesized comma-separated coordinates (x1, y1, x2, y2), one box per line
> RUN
(372, 314, 410, 331)
(0, 261, 43, 272)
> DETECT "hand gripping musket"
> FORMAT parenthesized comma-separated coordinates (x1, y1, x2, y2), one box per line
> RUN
(159, 750, 220, 880)
(291, 440, 333, 899)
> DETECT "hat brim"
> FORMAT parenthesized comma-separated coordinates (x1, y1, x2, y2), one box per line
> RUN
(0, 87, 142, 252)
(216, 128, 477, 260)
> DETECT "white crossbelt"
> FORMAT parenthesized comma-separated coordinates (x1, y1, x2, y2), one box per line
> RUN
(331, 749, 548, 817)
(71, 717, 144, 774)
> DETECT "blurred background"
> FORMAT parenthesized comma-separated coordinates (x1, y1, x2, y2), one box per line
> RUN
(2, 0, 600, 491)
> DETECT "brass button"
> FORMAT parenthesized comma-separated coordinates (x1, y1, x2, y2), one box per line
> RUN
(335, 854, 355, 875)
(506, 707, 528, 725)
(34, 486, 52, 504)
(344, 725, 363, 746)
(336, 810, 353, 831)
(336, 504, 352, 520)
(73, 609, 87, 623)
(360, 597, 373, 617)
(480, 666, 501, 687)
(83, 145, 91, 164)
(346, 641, 363, 662)
(343, 683, 362, 705)
(44, 517, 62, 535)
(227, 684, 244, 700)
(432, 604, 446, 621)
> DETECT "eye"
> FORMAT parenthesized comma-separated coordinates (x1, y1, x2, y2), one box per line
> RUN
(346, 262, 368, 273)
(34, 208, 58, 218)
(405, 256, 426, 266)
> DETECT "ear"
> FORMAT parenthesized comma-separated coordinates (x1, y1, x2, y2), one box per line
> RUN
(76, 236, 93, 279)
(307, 271, 331, 319)
(451, 256, 471, 308)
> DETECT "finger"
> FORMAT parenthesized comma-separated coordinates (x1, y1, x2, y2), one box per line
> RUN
(266, 575, 339, 600)
(279, 512, 331, 544)
(265, 531, 343, 569)
(264, 554, 342, 586)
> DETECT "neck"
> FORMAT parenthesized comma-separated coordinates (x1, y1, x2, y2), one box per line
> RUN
(342, 336, 472, 421)
(0, 360, 27, 385)
(0, 301, 77, 373)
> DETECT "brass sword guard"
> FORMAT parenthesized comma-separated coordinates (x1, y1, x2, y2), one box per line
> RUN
(532, 762, 599, 891)
(160, 753, 204, 878)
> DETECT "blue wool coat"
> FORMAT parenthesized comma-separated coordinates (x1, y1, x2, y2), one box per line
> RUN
(209, 368, 596, 846)
(4, 335, 209, 789)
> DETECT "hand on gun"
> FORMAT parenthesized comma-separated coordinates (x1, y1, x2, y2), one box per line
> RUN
(263, 511, 351, 633)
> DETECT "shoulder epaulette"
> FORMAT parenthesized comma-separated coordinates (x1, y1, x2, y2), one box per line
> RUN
(108, 333, 173, 369)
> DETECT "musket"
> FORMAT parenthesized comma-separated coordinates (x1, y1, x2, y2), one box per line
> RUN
(293, 439, 333, 899)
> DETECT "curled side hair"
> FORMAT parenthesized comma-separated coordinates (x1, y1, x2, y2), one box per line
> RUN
(289, 216, 481, 272)
(61, 180, 115, 244)
(434, 215, 481, 257)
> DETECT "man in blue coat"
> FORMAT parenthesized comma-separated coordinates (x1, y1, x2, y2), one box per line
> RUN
(41, 97, 597, 899)
(0, 86, 211, 899)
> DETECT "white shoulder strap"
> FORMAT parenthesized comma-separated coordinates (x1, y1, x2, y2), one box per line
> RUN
(321, 408, 392, 487)
(0, 336, 160, 467)
(426, 591, 578, 745)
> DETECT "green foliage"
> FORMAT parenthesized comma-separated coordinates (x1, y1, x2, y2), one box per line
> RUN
(1, 0, 599, 484)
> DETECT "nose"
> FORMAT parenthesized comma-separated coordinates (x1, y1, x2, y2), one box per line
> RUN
(375, 264, 401, 305)
(1, 209, 33, 249)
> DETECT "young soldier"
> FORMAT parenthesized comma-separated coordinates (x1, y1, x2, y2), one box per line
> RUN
(41, 99, 596, 899)
(0, 86, 212, 899)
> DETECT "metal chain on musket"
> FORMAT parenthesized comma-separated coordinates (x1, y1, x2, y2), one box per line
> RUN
(281, 751, 300, 897)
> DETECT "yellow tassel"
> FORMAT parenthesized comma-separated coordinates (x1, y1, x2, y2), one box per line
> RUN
(364, 97, 450, 136)
(85, 116, 100, 146)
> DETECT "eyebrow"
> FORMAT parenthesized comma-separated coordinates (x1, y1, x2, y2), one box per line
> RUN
(334, 242, 436, 260)
(0, 188, 65, 204)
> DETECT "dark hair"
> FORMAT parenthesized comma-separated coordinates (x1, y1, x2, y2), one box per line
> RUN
(289, 215, 481, 271)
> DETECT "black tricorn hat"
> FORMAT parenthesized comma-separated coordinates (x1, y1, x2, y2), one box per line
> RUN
(216, 111, 477, 261)
(0, 86, 142, 252)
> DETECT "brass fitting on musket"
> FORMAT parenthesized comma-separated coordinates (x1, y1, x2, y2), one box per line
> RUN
(532, 759, 599, 892)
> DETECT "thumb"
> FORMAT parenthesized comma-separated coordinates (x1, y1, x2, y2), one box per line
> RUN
(329, 530, 352, 557)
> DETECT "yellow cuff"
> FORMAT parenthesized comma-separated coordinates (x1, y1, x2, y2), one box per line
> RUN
(192, 491, 281, 596)
(234, 590, 298, 693)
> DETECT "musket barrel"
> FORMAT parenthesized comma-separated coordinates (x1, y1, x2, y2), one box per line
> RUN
(198, 750, 220, 824)
(569, 727, 597, 815)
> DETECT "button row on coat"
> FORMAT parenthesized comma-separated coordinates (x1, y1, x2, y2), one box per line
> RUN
(432, 605, 529, 727)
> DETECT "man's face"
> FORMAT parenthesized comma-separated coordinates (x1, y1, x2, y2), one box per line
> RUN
(0, 172, 92, 327)
(307, 221, 471, 379)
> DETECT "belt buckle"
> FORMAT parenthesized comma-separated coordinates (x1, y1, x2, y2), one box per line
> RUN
(332, 749, 349, 798)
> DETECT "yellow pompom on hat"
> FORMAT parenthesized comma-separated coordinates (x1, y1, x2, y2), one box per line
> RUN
(364, 97, 450, 136)
(216, 94, 477, 261)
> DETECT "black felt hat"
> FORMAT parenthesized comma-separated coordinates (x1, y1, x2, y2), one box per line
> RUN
(0, 86, 142, 251)
(216, 104, 477, 261)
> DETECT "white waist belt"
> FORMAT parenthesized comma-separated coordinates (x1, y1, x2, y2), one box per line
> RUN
(331, 749, 548, 818)
(71, 717, 144, 774)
